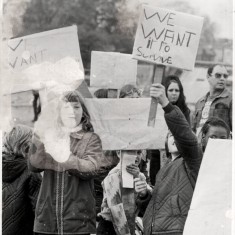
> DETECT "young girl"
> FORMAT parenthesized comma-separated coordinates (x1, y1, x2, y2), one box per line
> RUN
(28, 90, 110, 235)
(97, 151, 148, 235)
(2, 125, 41, 235)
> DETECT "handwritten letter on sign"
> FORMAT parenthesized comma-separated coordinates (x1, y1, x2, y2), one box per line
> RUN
(133, 5, 203, 70)
(8, 25, 84, 71)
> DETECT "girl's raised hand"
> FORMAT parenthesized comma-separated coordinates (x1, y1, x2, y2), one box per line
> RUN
(150, 83, 169, 107)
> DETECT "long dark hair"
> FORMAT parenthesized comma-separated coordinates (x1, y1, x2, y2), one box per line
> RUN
(165, 75, 190, 117)
(59, 90, 93, 132)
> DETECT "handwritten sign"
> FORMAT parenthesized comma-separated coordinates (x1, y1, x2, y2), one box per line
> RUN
(84, 98, 168, 150)
(133, 5, 203, 70)
(8, 25, 84, 71)
(90, 51, 137, 89)
(183, 139, 232, 235)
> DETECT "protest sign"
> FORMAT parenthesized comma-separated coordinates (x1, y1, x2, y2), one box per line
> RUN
(7, 25, 83, 71)
(133, 5, 203, 70)
(90, 51, 137, 89)
(121, 151, 137, 188)
(183, 139, 232, 235)
(84, 98, 168, 150)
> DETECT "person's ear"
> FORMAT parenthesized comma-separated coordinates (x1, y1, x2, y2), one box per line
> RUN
(201, 133, 206, 146)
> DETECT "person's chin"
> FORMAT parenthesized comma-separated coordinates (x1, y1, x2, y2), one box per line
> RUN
(215, 85, 225, 91)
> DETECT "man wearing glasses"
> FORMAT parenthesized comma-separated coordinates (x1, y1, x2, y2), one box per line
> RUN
(192, 64, 232, 136)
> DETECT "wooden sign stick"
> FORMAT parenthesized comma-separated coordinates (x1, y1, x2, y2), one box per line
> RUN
(148, 64, 165, 127)
(121, 150, 136, 235)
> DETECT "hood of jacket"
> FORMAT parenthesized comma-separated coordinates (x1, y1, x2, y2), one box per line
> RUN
(2, 152, 27, 183)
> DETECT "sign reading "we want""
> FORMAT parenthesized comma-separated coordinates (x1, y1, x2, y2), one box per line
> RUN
(133, 5, 204, 71)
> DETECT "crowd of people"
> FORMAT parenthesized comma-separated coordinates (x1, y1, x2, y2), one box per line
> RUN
(2, 64, 232, 235)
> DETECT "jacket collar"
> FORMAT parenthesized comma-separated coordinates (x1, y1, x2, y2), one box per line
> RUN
(70, 130, 85, 139)
(201, 88, 229, 102)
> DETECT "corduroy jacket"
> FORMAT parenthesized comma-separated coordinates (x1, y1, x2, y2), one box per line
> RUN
(137, 103, 203, 235)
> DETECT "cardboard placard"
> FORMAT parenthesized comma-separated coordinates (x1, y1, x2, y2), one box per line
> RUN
(8, 25, 83, 71)
(90, 51, 137, 89)
(84, 98, 168, 150)
(133, 5, 203, 70)
(183, 139, 232, 235)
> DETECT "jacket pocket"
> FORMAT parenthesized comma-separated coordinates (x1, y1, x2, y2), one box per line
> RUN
(36, 199, 46, 216)
(171, 195, 181, 215)
(213, 103, 229, 121)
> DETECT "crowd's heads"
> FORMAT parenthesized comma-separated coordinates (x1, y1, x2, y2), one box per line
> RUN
(207, 64, 228, 92)
(57, 90, 93, 132)
(119, 84, 141, 98)
(201, 117, 230, 151)
(164, 75, 188, 114)
(94, 89, 108, 99)
(3, 125, 33, 158)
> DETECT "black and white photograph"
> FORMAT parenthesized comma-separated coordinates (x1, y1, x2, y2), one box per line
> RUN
(0, 0, 233, 234)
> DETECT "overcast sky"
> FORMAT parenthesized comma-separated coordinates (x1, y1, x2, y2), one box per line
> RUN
(134, 0, 233, 39)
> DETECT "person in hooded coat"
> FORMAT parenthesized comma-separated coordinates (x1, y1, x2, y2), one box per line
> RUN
(2, 125, 42, 235)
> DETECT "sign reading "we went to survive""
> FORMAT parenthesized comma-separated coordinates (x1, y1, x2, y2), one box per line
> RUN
(133, 5, 204, 71)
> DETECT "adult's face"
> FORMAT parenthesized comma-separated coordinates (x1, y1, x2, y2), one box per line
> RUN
(203, 126, 228, 149)
(60, 101, 83, 128)
(207, 65, 228, 92)
(167, 82, 180, 104)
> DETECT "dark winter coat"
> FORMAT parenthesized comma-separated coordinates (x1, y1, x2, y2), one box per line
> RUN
(28, 130, 111, 234)
(2, 153, 42, 235)
(137, 103, 203, 235)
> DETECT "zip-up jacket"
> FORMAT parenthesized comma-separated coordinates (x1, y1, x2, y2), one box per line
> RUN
(28, 130, 110, 234)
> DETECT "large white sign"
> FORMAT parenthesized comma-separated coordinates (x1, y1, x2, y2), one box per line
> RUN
(85, 98, 168, 150)
(7, 25, 84, 71)
(183, 139, 232, 235)
(90, 51, 137, 89)
(133, 5, 203, 70)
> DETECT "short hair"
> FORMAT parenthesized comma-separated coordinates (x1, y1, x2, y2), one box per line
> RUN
(94, 89, 108, 98)
(119, 84, 141, 98)
(3, 125, 33, 158)
(207, 64, 227, 76)
(201, 117, 230, 137)
(58, 90, 93, 132)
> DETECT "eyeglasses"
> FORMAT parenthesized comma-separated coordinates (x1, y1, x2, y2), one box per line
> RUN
(211, 73, 229, 79)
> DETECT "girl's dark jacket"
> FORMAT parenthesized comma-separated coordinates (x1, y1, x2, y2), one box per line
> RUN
(2, 153, 42, 235)
(28, 130, 111, 235)
(137, 103, 203, 235)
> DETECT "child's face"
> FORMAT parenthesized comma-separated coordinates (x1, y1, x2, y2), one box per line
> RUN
(203, 126, 228, 149)
(167, 133, 179, 154)
(60, 101, 83, 128)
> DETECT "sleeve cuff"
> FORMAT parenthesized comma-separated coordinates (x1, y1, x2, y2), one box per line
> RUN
(163, 102, 174, 113)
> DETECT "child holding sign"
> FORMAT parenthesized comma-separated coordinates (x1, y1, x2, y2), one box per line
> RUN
(135, 83, 203, 235)
(97, 151, 148, 235)
(28, 90, 110, 235)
